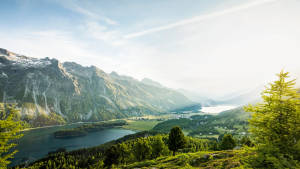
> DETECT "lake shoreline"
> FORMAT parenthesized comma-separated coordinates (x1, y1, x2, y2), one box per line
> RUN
(20, 105, 237, 133)
(12, 126, 136, 167)
(21, 120, 125, 132)
(53, 120, 128, 139)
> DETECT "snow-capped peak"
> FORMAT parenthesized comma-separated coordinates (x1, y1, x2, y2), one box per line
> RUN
(0, 48, 51, 68)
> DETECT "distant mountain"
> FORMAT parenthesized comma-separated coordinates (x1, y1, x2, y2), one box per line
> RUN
(170, 103, 201, 113)
(0, 48, 192, 127)
(215, 86, 263, 106)
(177, 89, 217, 106)
(218, 75, 300, 105)
(216, 106, 251, 122)
(141, 78, 164, 88)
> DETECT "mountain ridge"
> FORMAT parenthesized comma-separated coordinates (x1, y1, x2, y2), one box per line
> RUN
(0, 48, 192, 127)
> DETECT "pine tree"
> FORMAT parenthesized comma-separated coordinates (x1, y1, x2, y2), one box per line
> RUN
(151, 135, 169, 158)
(168, 126, 186, 156)
(0, 104, 24, 168)
(219, 134, 236, 150)
(244, 71, 300, 168)
(117, 143, 130, 164)
(133, 138, 152, 161)
(104, 145, 120, 167)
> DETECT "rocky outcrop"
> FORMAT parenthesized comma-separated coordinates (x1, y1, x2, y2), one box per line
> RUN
(0, 48, 192, 126)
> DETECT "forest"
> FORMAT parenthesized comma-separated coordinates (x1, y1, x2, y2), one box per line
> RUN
(153, 108, 250, 138)
(1, 71, 300, 169)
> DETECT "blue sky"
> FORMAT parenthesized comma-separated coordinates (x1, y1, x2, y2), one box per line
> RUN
(0, 0, 300, 97)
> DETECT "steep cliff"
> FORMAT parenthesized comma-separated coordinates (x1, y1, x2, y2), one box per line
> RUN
(0, 48, 192, 126)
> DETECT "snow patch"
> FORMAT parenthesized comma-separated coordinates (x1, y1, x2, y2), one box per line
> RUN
(2, 54, 51, 68)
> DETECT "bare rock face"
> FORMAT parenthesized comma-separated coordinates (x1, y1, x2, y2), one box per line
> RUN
(0, 48, 192, 126)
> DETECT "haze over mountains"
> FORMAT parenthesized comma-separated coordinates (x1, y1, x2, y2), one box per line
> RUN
(1, 47, 299, 127)
(0, 48, 192, 126)
(178, 87, 263, 106)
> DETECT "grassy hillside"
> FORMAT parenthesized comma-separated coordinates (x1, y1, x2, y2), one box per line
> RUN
(122, 150, 244, 169)
(153, 107, 251, 138)
(123, 119, 161, 131)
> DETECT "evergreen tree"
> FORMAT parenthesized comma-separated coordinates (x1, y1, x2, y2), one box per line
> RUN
(217, 134, 225, 142)
(168, 126, 186, 156)
(210, 141, 219, 151)
(150, 135, 169, 158)
(244, 71, 300, 168)
(0, 105, 24, 168)
(133, 138, 152, 161)
(103, 145, 120, 167)
(117, 143, 130, 164)
(219, 134, 236, 150)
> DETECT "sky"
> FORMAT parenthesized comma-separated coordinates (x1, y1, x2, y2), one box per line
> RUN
(0, 0, 300, 98)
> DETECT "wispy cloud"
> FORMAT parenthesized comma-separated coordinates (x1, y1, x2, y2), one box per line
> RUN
(124, 0, 279, 39)
(58, 0, 118, 25)
(1, 0, 298, 97)
(72, 5, 118, 25)
(84, 21, 125, 46)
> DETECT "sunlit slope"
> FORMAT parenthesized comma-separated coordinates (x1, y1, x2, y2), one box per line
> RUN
(0, 48, 192, 126)
(153, 107, 251, 135)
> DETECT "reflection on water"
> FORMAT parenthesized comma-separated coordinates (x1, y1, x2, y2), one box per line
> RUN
(11, 124, 135, 167)
(201, 105, 237, 114)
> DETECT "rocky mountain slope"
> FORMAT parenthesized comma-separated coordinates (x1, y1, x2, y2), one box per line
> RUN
(0, 48, 192, 126)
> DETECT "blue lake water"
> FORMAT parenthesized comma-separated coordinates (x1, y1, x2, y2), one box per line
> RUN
(10, 124, 135, 166)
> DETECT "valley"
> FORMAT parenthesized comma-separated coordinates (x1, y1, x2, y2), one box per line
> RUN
(9, 104, 240, 167)
(2, 48, 298, 169)
(10, 122, 135, 167)
(1, 1, 300, 168)
(2, 66, 298, 169)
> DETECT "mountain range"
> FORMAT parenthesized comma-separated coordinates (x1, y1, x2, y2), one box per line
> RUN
(177, 87, 261, 107)
(0, 48, 192, 127)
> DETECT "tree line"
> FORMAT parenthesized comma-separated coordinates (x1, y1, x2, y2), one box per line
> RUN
(1, 71, 299, 168)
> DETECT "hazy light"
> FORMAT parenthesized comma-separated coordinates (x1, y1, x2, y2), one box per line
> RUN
(201, 105, 238, 114)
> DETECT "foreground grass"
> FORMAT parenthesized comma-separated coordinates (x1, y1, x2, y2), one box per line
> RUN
(121, 150, 244, 169)
(123, 120, 161, 131)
